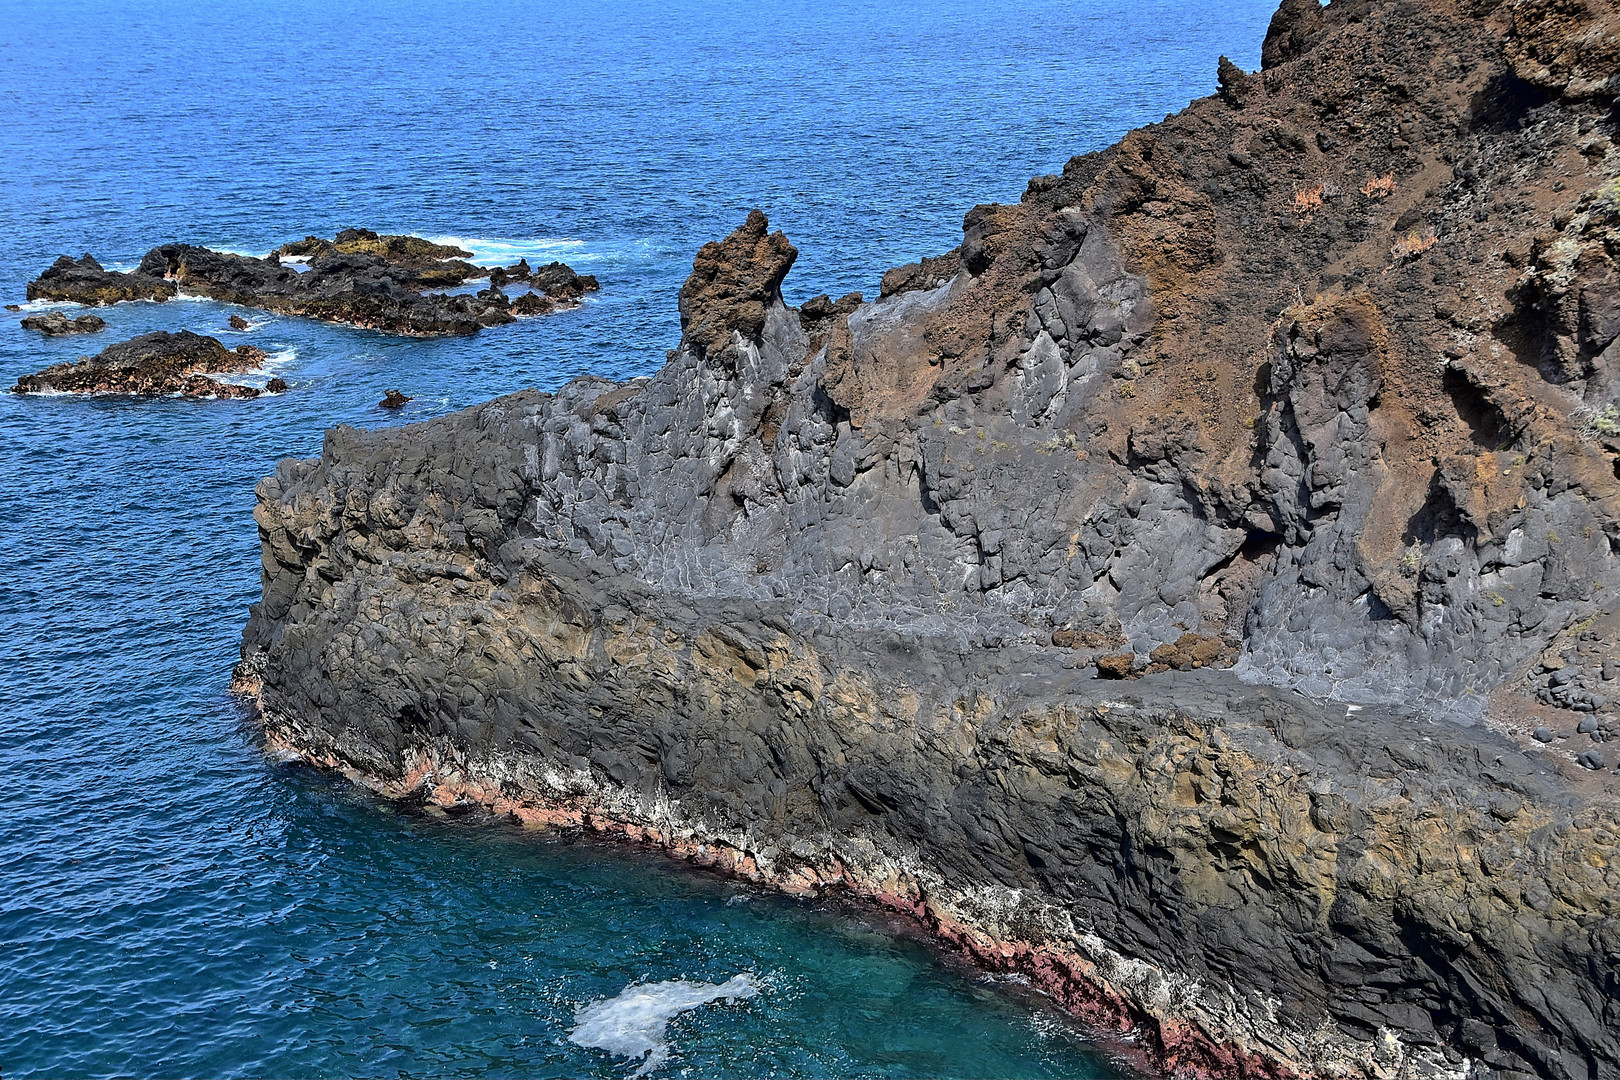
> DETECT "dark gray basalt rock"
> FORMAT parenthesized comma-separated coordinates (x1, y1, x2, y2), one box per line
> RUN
(238, 2, 1620, 1078)
(26, 253, 175, 305)
(20, 310, 106, 336)
(14, 330, 267, 398)
(23, 232, 599, 337)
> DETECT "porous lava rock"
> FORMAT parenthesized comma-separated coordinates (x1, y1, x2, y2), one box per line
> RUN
(239, 2, 1620, 1077)
(379, 389, 412, 409)
(13, 330, 269, 398)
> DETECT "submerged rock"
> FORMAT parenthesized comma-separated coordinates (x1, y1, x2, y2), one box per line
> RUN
(13, 330, 268, 398)
(238, 2, 1620, 1078)
(24, 231, 598, 337)
(20, 311, 107, 336)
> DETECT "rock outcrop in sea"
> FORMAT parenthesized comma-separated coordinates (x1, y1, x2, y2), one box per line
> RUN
(13, 330, 269, 398)
(236, 2, 1620, 1077)
(20, 311, 106, 336)
(25, 231, 598, 337)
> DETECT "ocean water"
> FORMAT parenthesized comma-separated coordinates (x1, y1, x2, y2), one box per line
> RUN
(0, 1, 1276, 1076)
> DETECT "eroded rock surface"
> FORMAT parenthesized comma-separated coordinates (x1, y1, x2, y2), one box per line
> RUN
(14, 330, 268, 398)
(24, 230, 598, 337)
(239, 1, 1620, 1077)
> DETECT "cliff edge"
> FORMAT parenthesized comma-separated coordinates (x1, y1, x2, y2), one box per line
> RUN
(239, 1, 1620, 1076)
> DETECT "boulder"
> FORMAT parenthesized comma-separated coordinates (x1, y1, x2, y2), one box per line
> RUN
(20, 311, 106, 336)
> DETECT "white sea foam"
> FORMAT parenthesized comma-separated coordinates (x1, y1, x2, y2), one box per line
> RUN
(569, 973, 759, 1077)
(424, 234, 589, 266)
(228, 346, 297, 391)
(20, 293, 204, 310)
(221, 314, 273, 332)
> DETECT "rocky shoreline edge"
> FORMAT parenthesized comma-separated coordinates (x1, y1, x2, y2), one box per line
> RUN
(231, 670, 1402, 1080)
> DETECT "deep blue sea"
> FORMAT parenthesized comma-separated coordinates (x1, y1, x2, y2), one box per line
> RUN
(0, 2, 1275, 1075)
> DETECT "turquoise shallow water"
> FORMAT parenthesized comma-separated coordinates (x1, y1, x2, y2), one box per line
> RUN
(0, 1, 1274, 1075)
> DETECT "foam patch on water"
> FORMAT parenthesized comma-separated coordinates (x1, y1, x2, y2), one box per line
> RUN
(229, 346, 297, 390)
(569, 973, 758, 1076)
(15, 298, 82, 312)
(424, 234, 589, 266)
(220, 314, 273, 332)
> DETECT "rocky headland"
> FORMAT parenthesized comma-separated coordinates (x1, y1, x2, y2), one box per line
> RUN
(13, 330, 270, 398)
(25, 230, 598, 336)
(236, 1, 1620, 1077)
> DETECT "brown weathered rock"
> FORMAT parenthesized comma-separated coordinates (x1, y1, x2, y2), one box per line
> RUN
(1095, 652, 1138, 679)
(676, 208, 796, 362)
(1145, 632, 1240, 673)
(511, 292, 554, 316)
(228, 314, 250, 331)
(378, 389, 412, 409)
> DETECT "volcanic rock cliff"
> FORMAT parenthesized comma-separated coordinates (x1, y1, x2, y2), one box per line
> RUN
(238, 2, 1620, 1077)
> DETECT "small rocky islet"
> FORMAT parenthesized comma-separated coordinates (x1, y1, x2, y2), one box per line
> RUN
(25, 228, 598, 336)
(12, 330, 272, 398)
(20, 310, 106, 336)
(11, 228, 599, 398)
